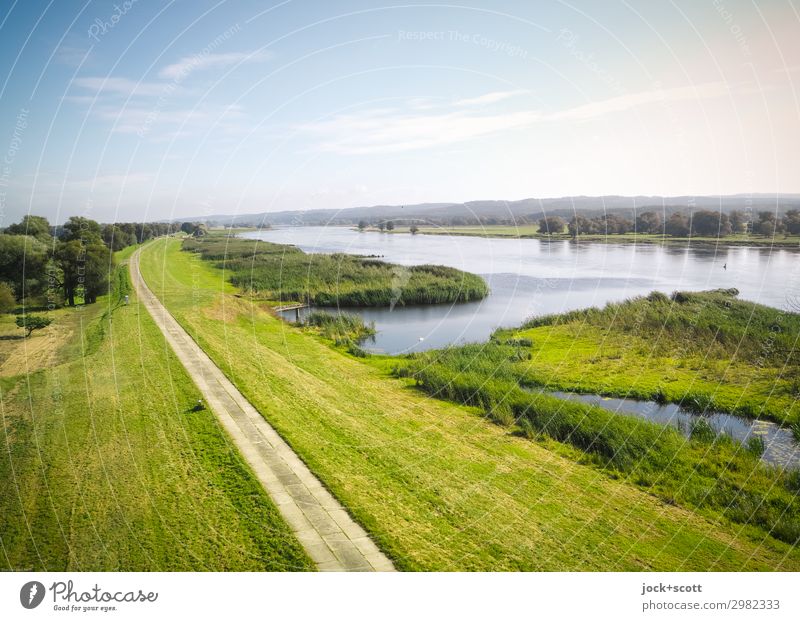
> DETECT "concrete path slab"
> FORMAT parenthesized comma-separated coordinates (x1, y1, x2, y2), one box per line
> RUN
(130, 248, 395, 572)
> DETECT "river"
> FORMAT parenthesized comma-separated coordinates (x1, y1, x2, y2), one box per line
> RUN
(243, 226, 799, 354)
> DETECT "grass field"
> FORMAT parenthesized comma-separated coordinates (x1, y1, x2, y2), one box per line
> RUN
(507, 290, 800, 426)
(137, 236, 800, 570)
(396, 337, 800, 546)
(0, 246, 313, 571)
(183, 236, 488, 306)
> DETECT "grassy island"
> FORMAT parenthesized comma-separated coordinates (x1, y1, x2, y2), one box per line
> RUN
(182, 236, 488, 307)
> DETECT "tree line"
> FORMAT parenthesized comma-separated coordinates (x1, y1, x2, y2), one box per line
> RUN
(0, 214, 186, 313)
(537, 209, 800, 238)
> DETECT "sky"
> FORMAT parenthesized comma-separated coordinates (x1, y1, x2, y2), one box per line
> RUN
(0, 0, 798, 224)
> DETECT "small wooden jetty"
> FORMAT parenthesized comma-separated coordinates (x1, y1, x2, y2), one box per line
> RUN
(273, 302, 309, 320)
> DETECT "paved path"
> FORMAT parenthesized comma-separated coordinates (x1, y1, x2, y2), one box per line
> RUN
(130, 249, 395, 572)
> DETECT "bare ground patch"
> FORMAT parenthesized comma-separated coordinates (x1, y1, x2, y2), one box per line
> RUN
(0, 321, 74, 377)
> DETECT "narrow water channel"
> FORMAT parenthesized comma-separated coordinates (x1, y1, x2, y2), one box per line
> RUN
(547, 391, 799, 469)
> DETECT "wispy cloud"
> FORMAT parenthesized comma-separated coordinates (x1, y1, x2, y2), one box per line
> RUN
(550, 82, 730, 121)
(298, 82, 731, 155)
(159, 50, 272, 80)
(66, 172, 153, 190)
(455, 90, 527, 106)
(95, 102, 245, 137)
(298, 109, 540, 155)
(55, 44, 91, 68)
(71, 76, 166, 97)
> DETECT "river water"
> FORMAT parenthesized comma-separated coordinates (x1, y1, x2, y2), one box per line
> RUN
(244, 226, 799, 354)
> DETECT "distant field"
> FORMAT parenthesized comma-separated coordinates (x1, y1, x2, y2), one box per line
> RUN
(381, 224, 542, 237)
(371, 225, 800, 246)
(0, 246, 312, 571)
(137, 237, 800, 570)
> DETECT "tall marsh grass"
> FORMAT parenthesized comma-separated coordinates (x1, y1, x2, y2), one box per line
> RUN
(183, 237, 488, 307)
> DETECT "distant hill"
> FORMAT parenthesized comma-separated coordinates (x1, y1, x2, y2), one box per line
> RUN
(176, 194, 800, 227)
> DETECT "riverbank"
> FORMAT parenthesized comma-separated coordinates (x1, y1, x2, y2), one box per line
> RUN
(135, 237, 800, 570)
(394, 290, 800, 546)
(360, 225, 800, 248)
(505, 289, 800, 426)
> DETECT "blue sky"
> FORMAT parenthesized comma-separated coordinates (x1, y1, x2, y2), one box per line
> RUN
(1, 0, 798, 223)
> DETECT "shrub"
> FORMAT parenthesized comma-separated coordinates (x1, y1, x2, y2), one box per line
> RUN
(647, 291, 669, 303)
(16, 314, 52, 337)
(0, 282, 15, 312)
(745, 435, 766, 457)
(689, 418, 716, 443)
(304, 311, 375, 342)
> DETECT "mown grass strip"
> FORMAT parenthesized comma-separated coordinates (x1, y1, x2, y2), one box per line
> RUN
(0, 254, 313, 571)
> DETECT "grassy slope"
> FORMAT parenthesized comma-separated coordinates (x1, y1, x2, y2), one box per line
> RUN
(396, 341, 800, 546)
(0, 247, 312, 571)
(138, 237, 800, 570)
(507, 291, 800, 425)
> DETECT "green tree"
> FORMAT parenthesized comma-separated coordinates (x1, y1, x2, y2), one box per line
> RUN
(378, 222, 386, 232)
(665, 213, 690, 237)
(538, 216, 565, 235)
(83, 243, 112, 304)
(690, 210, 732, 237)
(567, 215, 595, 238)
(753, 211, 783, 236)
(783, 209, 800, 235)
(0, 234, 49, 301)
(61, 216, 102, 243)
(357, 220, 368, 231)
(409, 225, 420, 235)
(16, 314, 52, 337)
(0, 282, 15, 312)
(102, 224, 136, 251)
(599, 214, 633, 234)
(635, 211, 662, 234)
(180, 222, 196, 234)
(192, 223, 208, 237)
(385, 221, 395, 231)
(729, 210, 748, 234)
(54, 240, 111, 306)
(5, 215, 52, 241)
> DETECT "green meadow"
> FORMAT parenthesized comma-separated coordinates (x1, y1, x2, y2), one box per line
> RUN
(135, 236, 800, 570)
(509, 289, 800, 426)
(0, 246, 312, 571)
(396, 338, 800, 546)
